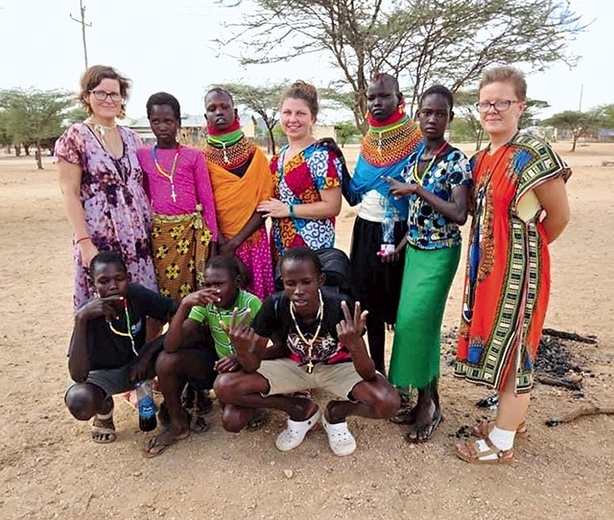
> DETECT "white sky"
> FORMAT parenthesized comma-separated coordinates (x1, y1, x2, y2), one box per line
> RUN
(0, 0, 609, 122)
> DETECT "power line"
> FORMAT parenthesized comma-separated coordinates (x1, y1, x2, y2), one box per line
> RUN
(70, 0, 92, 70)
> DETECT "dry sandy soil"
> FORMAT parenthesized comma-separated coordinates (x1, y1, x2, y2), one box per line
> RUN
(0, 142, 612, 520)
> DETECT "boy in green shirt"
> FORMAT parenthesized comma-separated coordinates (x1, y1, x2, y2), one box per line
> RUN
(145, 255, 261, 456)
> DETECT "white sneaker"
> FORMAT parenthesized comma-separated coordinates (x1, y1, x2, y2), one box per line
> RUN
(322, 414, 356, 456)
(275, 408, 321, 452)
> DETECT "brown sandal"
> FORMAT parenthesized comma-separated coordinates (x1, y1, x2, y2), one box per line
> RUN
(471, 420, 528, 439)
(455, 437, 514, 465)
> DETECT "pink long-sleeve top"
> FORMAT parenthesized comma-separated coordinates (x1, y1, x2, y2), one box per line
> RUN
(137, 145, 218, 241)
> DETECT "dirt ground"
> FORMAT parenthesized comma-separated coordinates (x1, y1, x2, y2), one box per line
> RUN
(0, 141, 612, 520)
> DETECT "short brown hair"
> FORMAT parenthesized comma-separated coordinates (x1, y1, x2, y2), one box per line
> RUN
(479, 66, 527, 101)
(79, 65, 131, 112)
(281, 80, 319, 118)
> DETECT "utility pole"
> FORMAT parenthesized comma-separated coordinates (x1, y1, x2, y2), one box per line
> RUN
(578, 84, 584, 112)
(70, 0, 92, 70)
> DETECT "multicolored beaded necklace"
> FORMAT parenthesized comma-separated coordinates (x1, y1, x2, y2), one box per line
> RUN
(152, 145, 180, 202)
(361, 115, 422, 167)
(205, 132, 255, 170)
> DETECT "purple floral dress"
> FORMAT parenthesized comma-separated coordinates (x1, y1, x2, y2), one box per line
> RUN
(55, 123, 157, 309)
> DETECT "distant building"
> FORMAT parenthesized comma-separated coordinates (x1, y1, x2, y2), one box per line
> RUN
(129, 113, 254, 146)
(598, 129, 614, 142)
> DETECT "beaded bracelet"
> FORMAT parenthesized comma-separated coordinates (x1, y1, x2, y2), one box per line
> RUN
(76, 236, 91, 245)
(289, 204, 296, 219)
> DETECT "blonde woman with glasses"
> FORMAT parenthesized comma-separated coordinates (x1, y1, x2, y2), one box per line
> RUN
(454, 66, 571, 464)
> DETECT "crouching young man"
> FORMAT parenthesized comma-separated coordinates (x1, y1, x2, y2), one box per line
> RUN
(64, 251, 177, 444)
(214, 247, 400, 456)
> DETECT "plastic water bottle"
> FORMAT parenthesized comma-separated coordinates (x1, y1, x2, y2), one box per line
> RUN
(135, 380, 157, 432)
(380, 210, 396, 256)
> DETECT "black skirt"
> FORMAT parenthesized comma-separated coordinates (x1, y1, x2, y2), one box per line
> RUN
(349, 216, 407, 324)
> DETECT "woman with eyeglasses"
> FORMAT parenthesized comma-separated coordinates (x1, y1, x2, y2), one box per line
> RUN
(56, 65, 156, 310)
(384, 85, 472, 443)
(454, 66, 571, 464)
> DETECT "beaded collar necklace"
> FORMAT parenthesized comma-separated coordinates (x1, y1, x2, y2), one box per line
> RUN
(289, 289, 324, 374)
(152, 145, 181, 202)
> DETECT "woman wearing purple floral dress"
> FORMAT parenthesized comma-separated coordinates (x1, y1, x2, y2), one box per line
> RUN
(56, 65, 156, 309)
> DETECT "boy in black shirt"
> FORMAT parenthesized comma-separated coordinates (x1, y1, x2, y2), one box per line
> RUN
(214, 247, 400, 456)
(64, 252, 177, 443)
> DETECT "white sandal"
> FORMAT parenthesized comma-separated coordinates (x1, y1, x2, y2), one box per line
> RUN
(322, 414, 356, 456)
(275, 408, 321, 452)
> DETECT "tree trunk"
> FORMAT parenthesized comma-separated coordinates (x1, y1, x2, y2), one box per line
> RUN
(23, 143, 30, 156)
(14, 143, 21, 157)
(266, 125, 277, 156)
(571, 133, 578, 152)
(35, 142, 43, 170)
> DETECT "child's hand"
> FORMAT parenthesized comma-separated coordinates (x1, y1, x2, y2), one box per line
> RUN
(182, 287, 222, 308)
(214, 354, 240, 373)
(77, 295, 125, 321)
(336, 300, 368, 351)
(219, 307, 254, 354)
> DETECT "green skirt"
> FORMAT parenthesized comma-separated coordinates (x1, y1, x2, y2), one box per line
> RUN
(388, 244, 461, 390)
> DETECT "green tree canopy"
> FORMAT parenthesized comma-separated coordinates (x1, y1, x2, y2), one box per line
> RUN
(220, 0, 584, 134)
(544, 110, 591, 152)
(0, 88, 75, 168)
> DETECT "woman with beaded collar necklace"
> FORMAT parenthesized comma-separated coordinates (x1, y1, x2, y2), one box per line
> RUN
(56, 65, 156, 310)
(345, 73, 422, 377)
(203, 88, 275, 300)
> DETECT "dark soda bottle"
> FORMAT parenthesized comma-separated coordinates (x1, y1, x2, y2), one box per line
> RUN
(135, 380, 157, 432)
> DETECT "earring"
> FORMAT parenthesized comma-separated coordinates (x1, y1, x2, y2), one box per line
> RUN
(118, 104, 126, 120)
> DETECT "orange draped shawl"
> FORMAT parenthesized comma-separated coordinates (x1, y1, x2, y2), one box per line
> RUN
(207, 146, 274, 239)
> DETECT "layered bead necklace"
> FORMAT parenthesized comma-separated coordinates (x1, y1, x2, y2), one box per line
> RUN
(107, 298, 137, 356)
(152, 145, 180, 202)
(289, 290, 324, 374)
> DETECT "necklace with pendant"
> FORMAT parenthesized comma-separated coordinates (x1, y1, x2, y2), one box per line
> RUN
(152, 145, 180, 202)
(289, 290, 324, 374)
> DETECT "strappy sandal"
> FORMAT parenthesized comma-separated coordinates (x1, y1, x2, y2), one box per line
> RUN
(471, 420, 528, 439)
(91, 410, 117, 444)
(455, 438, 514, 465)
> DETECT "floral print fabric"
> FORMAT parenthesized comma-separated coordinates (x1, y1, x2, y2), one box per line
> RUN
(55, 123, 157, 309)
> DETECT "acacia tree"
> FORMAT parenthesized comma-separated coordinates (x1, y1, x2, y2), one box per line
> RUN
(220, 0, 584, 134)
(0, 88, 74, 168)
(211, 82, 286, 154)
(544, 110, 592, 152)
